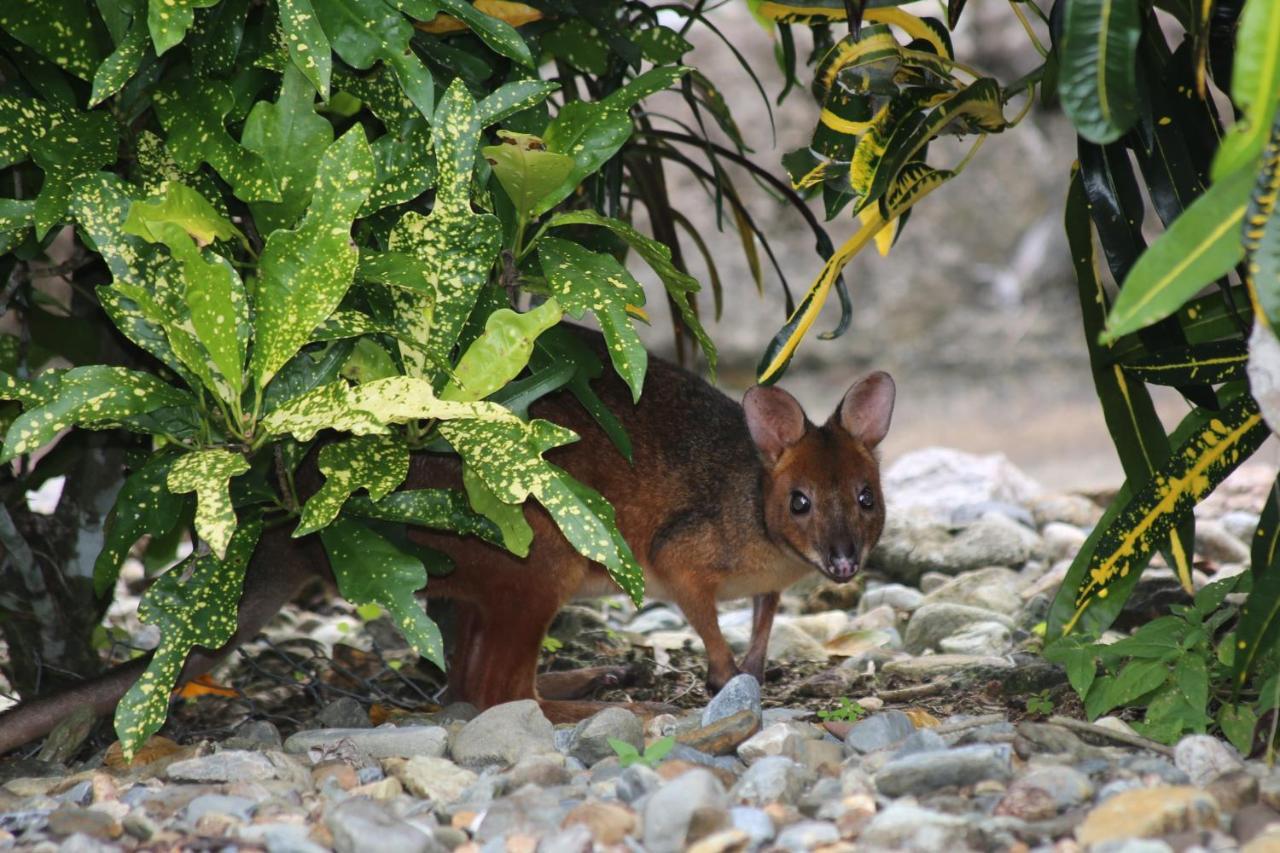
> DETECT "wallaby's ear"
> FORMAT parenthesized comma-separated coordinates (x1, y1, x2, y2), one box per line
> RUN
(832, 371, 895, 448)
(744, 385, 807, 464)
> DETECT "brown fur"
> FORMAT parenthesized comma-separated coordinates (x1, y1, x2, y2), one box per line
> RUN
(0, 328, 893, 752)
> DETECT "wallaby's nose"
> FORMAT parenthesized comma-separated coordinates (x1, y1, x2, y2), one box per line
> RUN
(828, 543, 858, 582)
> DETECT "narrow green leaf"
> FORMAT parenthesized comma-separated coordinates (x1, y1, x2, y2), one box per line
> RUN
(166, 448, 250, 559)
(146, 0, 218, 55)
(1103, 165, 1256, 342)
(114, 518, 261, 759)
(1246, 117, 1280, 328)
(279, 0, 332, 98)
(462, 465, 531, 556)
(320, 516, 444, 666)
(1212, 0, 1280, 180)
(94, 450, 189, 596)
(252, 128, 374, 387)
(433, 0, 534, 67)
(344, 488, 504, 546)
(1120, 340, 1249, 387)
(1059, 0, 1142, 143)
(90, 0, 150, 106)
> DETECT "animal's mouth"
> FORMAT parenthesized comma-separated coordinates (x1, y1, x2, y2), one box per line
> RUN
(820, 556, 859, 584)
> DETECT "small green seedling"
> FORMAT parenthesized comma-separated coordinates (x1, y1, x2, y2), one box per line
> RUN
(609, 735, 676, 768)
(541, 636, 564, 653)
(817, 697, 866, 723)
(1026, 690, 1054, 716)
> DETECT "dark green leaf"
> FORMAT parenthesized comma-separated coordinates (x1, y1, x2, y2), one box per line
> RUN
(1059, 0, 1141, 143)
(94, 449, 189, 597)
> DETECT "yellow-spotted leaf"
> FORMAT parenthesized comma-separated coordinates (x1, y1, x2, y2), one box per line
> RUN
(123, 180, 243, 248)
(319, 516, 444, 666)
(166, 448, 250, 559)
(260, 375, 509, 442)
(251, 128, 374, 388)
(1212, 0, 1280, 180)
(1059, 0, 1142, 144)
(1234, 472, 1280, 688)
(1120, 340, 1249, 386)
(545, 210, 715, 377)
(1, 366, 193, 463)
(278, 0, 331, 98)
(539, 237, 648, 401)
(94, 449, 190, 597)
(344, 487, 505, 547)
(1053, 394, 1270, 638)
(440, 417, 644, 603)
(387, 81, 501, 381)
(152, 81, 279, 204)
(90, 0, 150, 106)
(114, 517, 261, 760)
(475, 79, 559, 127)
(442, 299, 562, 402)
(1245, 117, 1280, 328)
(1103, 164, 1256, 343)
(0, 0, 108, 80)
(462, 465, 532, 557)
(295, 436, 410, 537)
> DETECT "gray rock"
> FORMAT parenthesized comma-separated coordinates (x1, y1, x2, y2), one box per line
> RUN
(185, 794, 257, 824)
(1122, 756, 1189, 785)
(227, 720, 284, 751)
(616, 763, 662, 803)
(950, 501, 1036, 528)
(284, 726, 449, 759)
(628, 606, 686, 634)
(474, 786, 566, 841)
(1089, 842, 1174, 853)
(883, 448, 1042, 525)
(237, 822, 330, 853)
(736, 723, 804, 764)
(892, 729, 948, 757)
(860, 802, 972, 850)
(1009, 766, 1094, 811)
(166, 750, 298, 783)
(703, 673, 762, 726)
(537, 823, 594, 853)
(315, 697, 371, 729)
(1174, 734, 1244, 787)
(775, 820, 840, 851)
(844, 710, 916, 754)
(920, 567, 1026, 616)
(875, 745, 1013, 796)
(860, 583, 925, 613)
(1028, 492, 1103, 528)
(881, 654, 1014, 680)
(873, 515, 1040, 584)
(947, 515, 1042, 570)
(1194, 519, 1251, 564)
(1041, 522, 1088, 562)
(325, 798, 439, 853)
(641, 768, 729, 853)
(728, 806, 775, 846)
(450, 700, 556, 769)
(920, 571, 951, 593)
(938, 621, 1013, 656)
(388, 756, 477, 803)
(730, 756, 813, 806)
(568, 707, 643, 766)
(905, 603, 1015, 654)
(1221, 510, 1262, 543)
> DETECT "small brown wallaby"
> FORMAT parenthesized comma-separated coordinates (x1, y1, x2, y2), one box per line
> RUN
(0, 329, 894, 752)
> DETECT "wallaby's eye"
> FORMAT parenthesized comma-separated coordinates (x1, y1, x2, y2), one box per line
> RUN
(790, 491, 811, 515)
(858, 487, 875, 510)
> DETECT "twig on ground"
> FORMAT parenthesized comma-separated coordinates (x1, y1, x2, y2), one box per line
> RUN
(1048, 715, 1175, 757)
(877, 680, 950, 702)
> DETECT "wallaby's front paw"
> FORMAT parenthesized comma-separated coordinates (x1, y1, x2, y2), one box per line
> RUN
(705, 663, 744, 694)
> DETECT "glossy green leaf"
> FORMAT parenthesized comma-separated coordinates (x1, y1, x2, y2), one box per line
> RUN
(344, 488, 503, 546)
(1246, 118, 1280, 328)
(152, 81, 280, 203)
(539, 237, 647, 402)
(531, 327, 632, 461)
(538, 66, 690, 215)
(1213, 0, 1280, 180)
(0, 0, 108, 80)
(543, 18, 608, 74)
(462, 465, 531, 556)
(442, 298, 562, 402)
(242, 63, 334, 233)
(94, 450, 188, 597)
(279, 0, 332, 98)
(166, 448, 251, 558)
(1, 366, 192, 462)
(1059, 0, 1142, 143)
(1120, 340, 1249, 387)
(1235, 474, 1280, 689)
(252, 128, 374, 388)
(432, 0, 534, 67)
(313, 0, 434, 120)
(320, 516, 444, 666)
(475, 79, 559, 127)
(1103, 165, 1255, 342)
(387, 81, 501, 380)
(114, 517, 261, 759)
(635, 25, 692, 64)
(482, 131, 575, 219)
(123, 180, 243, 248)
(1218, 704, 1259, 755)
(31, 110, 118, 237)
(90, 0, 150, 106)
(545, 209, 715, 377)
(363, 119, 438, 215)
(146, 0, 218, 55)
(296, 435, 409, 536)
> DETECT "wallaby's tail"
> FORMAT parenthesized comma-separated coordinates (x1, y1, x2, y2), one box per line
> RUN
(0, 529, 322, 757)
